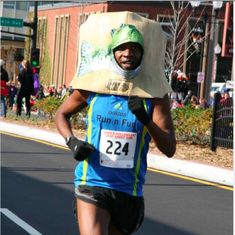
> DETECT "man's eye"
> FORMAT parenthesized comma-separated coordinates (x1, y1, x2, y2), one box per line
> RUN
(118, 46, 125, 51)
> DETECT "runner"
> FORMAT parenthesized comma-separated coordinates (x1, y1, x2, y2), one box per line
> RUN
(55, 12, 176, 235)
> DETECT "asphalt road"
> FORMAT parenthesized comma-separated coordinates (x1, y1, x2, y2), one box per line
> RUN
(1, 134, 233, 235)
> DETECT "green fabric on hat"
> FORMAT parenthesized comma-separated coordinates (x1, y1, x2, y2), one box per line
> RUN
(111, 24, 144, 50)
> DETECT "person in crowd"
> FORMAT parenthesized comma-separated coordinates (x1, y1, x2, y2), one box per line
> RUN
(37, 84, 45, 100)
(16, 60, 34, 117)
(171, 99, 183, 109)
(8, 81, 18, 110)
(32, 67, 40, 97)
(182, 90, 192, 106)
(171, 70, 190, 103)
(48, 84, 57, 97)
(18, 59, 25, 73)
(56, 86, 63, 99)
(198, 98, 209, 109)
(55, 16, 176, 235)
(61, 84, 67, 98)
(68, 85, 73, 96)
(220, 92, 231, 107)
(190, 95, 199, 108)
(0, 59, 9, 117)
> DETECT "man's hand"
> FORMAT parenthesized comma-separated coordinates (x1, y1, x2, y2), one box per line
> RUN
(128, 96, 150, 125)
(67, 136, 95, 161)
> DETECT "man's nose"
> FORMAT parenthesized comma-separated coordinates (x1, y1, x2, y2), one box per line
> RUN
(123, 48, 133, 56)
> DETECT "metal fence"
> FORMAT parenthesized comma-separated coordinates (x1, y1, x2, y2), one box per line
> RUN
(211, 92, 233, 151)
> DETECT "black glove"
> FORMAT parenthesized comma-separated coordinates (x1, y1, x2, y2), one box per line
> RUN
(67, 136, 95, 161)
(128, 96, 150, 125)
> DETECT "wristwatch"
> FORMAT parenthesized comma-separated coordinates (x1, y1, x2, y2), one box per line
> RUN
(65, 136, 73, 145)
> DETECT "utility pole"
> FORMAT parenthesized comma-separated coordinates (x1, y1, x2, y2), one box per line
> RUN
(23, 1, 38, 52)
(204, 7, 216, 101)
(32, 1, 38, 50)
(199, 15, 209, 100)
(204, 2, 223, 101)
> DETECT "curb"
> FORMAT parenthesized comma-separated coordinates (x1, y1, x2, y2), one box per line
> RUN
(0, 121, 233, 186)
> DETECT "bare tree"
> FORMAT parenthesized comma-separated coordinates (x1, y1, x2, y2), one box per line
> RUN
(158, 1, 209, 82)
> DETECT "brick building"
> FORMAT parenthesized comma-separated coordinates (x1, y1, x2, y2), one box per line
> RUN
(32, 1, 231, 99)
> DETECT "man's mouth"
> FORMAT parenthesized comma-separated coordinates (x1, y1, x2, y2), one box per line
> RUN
(122, 60, 134, 66)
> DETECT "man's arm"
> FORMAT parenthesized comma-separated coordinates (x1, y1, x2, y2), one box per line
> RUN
(55, 89, 96, 161)
(17, 70, 24, 83)
(128, 94, 176, 157)
(146, 94, 176, 158)
(55, 89, 89, 139)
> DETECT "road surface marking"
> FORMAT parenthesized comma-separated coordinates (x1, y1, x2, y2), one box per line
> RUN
(0, 208, 42, 235)
(2, 132, 233, 191)
(0, 131, 68, 150)
(148, 168, 233, 191)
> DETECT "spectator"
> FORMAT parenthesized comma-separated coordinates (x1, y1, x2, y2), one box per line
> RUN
(220, 92, 231, 107)
(61, 84, 67, 98)
(8, 81, 18, 109)
(48, 85, 57, 97)
(16, 60, 34, 117)
(37, 84, 45, 100)
(44, 86, 50, 97)
(171, 99, 183, 109)
(171, 70, 190, 103)
(190, 95, 199, 108)
(182, 90, 192, 105)
(56, 86, 63, 99)
(198, 98, 209, 109)
(0, 59, 9, 117)
(32, 67, 40, 97)
(18, 60, 25, 72)
(68, 86, 73, 95)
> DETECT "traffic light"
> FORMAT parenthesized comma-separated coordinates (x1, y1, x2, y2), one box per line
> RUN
(31, 48, 40, 67)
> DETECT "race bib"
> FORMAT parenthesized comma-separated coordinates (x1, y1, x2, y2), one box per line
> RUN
(99, 129, 137, 168)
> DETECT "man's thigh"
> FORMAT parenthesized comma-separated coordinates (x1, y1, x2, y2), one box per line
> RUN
(76, 198, 111, 235)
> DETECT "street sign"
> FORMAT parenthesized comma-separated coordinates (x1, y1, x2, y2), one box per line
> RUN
(0, 17, 23, 28)
(197, 72, 205, 83)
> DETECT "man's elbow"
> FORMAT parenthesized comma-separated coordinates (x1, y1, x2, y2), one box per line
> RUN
(166, 148, 176, 158)
(164, 142, 176, 158)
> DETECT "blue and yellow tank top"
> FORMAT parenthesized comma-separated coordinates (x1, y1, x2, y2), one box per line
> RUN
(74, 93, 152, 196)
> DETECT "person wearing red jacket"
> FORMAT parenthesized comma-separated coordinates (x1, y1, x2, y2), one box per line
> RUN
(0, 59, 9, 118)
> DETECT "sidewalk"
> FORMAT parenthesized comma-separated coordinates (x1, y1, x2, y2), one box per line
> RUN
(0, 121, 233, 186)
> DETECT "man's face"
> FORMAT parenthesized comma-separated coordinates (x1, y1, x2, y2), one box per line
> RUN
(114, 42, 143, 71)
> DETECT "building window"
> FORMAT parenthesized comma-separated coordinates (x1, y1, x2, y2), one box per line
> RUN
(51, 15, 70, 88)
(16, 2, 30, 11)
(38, 17, 47, 62)
(3, 1, 15, 9)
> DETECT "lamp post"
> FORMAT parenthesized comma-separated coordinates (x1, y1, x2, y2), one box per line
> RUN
(205, 1, 223, 101)
(212, 43, 221, 83)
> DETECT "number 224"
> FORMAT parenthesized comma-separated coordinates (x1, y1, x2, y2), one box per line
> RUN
(106, 140, 129, 156)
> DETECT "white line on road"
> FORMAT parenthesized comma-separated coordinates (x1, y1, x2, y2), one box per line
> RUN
(0, 208, 42, 235)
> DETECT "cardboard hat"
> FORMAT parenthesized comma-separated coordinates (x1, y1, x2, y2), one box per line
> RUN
(71, 11, 171, 98)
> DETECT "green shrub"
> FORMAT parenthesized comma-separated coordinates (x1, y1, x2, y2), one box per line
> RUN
(35, 96, 87, 127)
(172, 106, 213, 145)
(35, 97, 213, 145)
(35, 97, 63, 120)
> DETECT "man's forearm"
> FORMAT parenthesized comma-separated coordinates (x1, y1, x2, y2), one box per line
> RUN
(146, 120, 176, 158)
(55, 113, 74, 139)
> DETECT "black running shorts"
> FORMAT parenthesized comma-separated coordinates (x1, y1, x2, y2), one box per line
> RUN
(74, 185, 145, 235)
